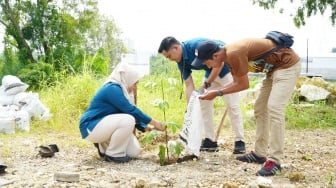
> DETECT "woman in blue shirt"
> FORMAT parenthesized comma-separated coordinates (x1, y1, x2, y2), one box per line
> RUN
(79, 63, 164, 163)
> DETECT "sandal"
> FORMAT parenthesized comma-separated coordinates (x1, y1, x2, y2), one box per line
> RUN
(93, 143, 105, 158)
(0, 164, 7, 174)
(38, 144, 59, 158)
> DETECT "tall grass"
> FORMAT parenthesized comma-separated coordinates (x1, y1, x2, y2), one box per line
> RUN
(36, 72, 103, 133)
(19, 69, 336, 137)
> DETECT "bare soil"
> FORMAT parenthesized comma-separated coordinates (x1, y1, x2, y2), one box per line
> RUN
(0, 128, 335, 187)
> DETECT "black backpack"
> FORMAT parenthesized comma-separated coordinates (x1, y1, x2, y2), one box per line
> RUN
(256, 31, 295, 60)
(266, 31, 294, 48)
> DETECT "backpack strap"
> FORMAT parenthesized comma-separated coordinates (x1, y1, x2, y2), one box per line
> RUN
(253, 46, 281, 61)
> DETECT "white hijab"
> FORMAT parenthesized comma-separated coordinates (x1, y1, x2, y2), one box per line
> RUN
(105, 63, 143, 104)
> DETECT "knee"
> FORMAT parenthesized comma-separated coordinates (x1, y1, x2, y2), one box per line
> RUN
(122, 114, 136, 128)
(267, 102, 285, 113)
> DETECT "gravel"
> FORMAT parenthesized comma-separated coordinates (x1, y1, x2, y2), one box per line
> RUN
(0, 128, 335, 187)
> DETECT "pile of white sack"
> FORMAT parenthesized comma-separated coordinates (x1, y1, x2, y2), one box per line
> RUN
(0, 75, 51, 134)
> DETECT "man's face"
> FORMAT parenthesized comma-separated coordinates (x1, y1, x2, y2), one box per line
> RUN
(161, 45, 182, 62)
(203, 58, 222, 68)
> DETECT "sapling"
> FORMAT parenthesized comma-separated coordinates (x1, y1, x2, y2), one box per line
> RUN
(144, 78, 182, 165)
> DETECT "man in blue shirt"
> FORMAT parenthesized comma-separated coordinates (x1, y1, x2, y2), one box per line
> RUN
(158, 37, 245, 154)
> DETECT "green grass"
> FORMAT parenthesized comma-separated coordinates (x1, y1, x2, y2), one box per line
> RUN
(1, 70, 335, 139)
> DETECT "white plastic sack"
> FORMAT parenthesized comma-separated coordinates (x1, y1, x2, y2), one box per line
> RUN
(14, 92, 51, 121)
(0, 89, 15, 106)
(15, 110, 30, 132)
(0, 112, 16, 134)
(179, 91, 204, 157)
(0, 75, 28, 96)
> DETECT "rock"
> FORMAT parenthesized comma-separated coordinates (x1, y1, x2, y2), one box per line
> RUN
(299, 84, 330, 101)
(256, 176, 272, 188)
(288, 172, 305, 182)
(0, 178, 13, 186)
(136, 179, 146, 188)
(54, 171, 80, 182)
(326, 94, 336, 105)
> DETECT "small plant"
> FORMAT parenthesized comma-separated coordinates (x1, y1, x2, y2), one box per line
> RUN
(143, 78, 182, 165)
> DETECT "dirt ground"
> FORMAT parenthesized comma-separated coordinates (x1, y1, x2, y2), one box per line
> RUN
(0, 128, 335, 187)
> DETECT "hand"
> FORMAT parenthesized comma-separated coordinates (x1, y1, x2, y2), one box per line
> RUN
(198, 90, 218, 100)
(153, 121, 164, 131)
(147, 120, 164, 131)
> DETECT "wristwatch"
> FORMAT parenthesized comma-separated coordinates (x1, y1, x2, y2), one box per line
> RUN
(217, 90, 224, 96)
(204, 81, 211, 89)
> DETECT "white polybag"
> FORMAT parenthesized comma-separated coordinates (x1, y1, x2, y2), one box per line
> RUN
(179, 91, 204, 157)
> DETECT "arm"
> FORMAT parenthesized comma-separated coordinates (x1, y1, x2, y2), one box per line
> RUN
(199, 74, 249, 100)
(184, 75, 195, 102)
(204, 62, 224, 87)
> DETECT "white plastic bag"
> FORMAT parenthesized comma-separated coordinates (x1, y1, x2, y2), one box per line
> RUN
(0, 112, 16, 134)
(179, 91, 204, 156)
(15, 110, 30, 132)
(14, 92, 51, 121)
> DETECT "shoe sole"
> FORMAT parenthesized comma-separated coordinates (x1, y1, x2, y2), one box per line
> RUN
(233, 150, 246, 154)
(200, 148, 219, 152)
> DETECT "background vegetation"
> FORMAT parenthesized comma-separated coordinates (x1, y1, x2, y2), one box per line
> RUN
(0, 0, 336, 139)
(16, 58, 336, 143)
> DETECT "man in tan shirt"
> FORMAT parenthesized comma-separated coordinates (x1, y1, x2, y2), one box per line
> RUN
(192, 38, 301, 176)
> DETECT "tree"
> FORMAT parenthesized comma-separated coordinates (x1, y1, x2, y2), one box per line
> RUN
(0, 0, 125, 75)
(252, 0, 336, 27)
(0, 0, 35, 63)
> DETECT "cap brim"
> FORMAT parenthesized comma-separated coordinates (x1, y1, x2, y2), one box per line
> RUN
(191, 58, 204, 67)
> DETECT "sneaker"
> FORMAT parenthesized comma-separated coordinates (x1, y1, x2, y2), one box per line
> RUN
(256, 160, 281, 176)
(233, 140, 246, 154)
(200, 138, 218, 152)
(94, 143, 105, 158)
(236, 151, 266, 164)
(104, 155, 132, 163)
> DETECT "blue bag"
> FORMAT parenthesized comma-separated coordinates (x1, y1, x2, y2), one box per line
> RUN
(266, 31, 294, 48)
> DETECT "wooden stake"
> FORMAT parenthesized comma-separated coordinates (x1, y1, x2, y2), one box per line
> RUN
(215, 108, 228, 141)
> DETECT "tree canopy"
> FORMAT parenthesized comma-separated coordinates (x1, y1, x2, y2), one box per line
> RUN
(0, 0, 126, 88)
(252, 0, 336, 27)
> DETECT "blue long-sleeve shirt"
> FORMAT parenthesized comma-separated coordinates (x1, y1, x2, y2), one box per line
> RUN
(79, 82, 151, 138)
(177, 38, 230, 80)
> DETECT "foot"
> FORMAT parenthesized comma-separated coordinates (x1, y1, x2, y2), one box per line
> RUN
(104, 155, 132, 163)
(236, 151, 266, 164)
(256, 160, 281, 176)
(200, 138, 218, 152)
(233, 140, 246, 154)
(93, 143, 105, 158)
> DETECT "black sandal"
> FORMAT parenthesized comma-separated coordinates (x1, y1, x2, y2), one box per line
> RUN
(38, 144, 59, 158)
(0, 164, 7, 174)
(93, 143, 105, 158)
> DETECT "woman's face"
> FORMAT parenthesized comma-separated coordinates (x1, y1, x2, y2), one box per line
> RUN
(128, 82, 137, 93)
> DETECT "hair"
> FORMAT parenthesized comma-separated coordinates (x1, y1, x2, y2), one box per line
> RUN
(158, 36, 181, 53)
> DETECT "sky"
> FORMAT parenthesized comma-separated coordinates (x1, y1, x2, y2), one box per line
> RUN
(98, 0, 336, 57)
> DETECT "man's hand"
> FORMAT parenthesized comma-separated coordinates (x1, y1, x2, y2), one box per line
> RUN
(199, 90, 218, 100)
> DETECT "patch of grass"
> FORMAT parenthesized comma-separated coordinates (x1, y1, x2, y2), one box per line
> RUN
(286, 100, 336, 129)
(1, 70, 335, 144)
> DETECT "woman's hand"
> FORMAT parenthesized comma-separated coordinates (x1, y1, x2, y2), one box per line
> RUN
(146, 120, 164, 131)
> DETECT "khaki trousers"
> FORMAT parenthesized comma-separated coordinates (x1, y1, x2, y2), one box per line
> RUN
(86, 114, 141, 158)
(202, 72, 244, 142)
(254, 62, 301, 163)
